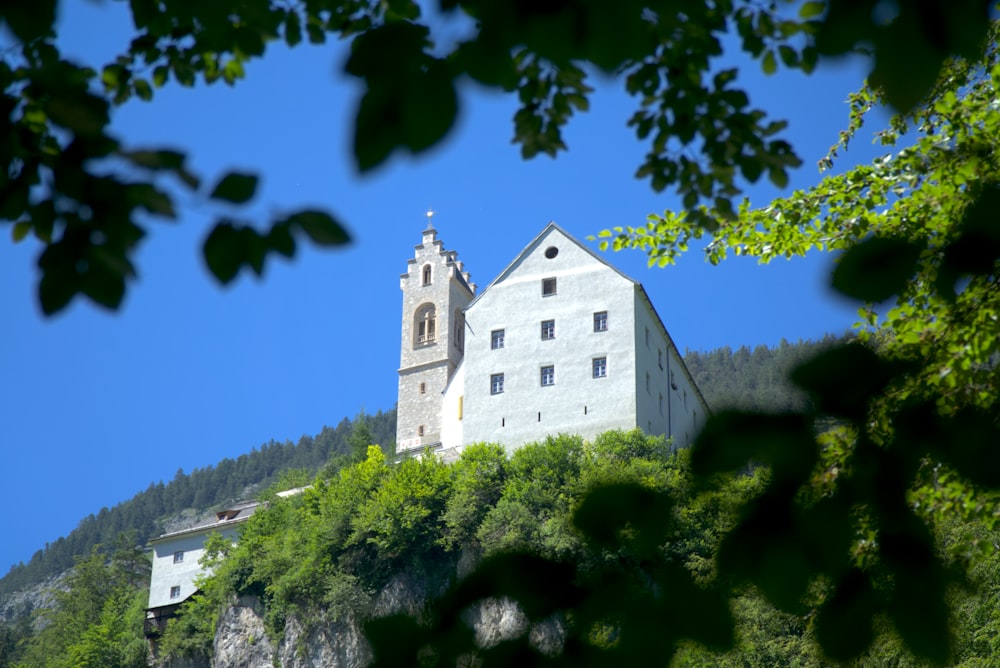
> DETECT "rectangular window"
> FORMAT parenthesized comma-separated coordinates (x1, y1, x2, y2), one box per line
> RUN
(542, 277, 557, 296)
(170, 586, 181, 599)
(593, 357, 607, 378)
(594, 311, 608, 332)
(541, 319, 555, 340)
(541, 365, 555, 386)
(658, 349, 663, 370)
(491, 329, 505, 350)
(646, 372, 651, 394)
(490, 373, 505, 395)
(173, 551, 184, 564)
(645, 326, 650, 347)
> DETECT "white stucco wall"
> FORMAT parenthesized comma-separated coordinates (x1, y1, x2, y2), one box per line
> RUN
(147, 523, 242, 609)
(440, 360, 465, 450)
(632, 289, 710, 448)
(461, 226, 640, 450)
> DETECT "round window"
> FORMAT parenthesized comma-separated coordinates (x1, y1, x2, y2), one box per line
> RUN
(544, 246, 559, 259)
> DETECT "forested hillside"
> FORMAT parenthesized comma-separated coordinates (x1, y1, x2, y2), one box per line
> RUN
(684, 335, 845, 412)
(0, 410, 395, 603)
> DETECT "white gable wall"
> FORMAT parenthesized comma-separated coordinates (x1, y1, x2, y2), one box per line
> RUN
(461, 227, 639, 450)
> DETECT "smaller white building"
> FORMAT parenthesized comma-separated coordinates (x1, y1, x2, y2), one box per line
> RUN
(144, 502, 257, 637)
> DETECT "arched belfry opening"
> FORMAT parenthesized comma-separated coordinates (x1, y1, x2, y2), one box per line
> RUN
(414, 303, 436, 346)
(397, 217, 476, 454)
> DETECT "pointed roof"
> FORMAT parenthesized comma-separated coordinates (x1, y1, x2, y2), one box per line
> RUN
(465, 221, 636, 310)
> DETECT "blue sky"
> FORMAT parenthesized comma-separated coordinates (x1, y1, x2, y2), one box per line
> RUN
(0, 3, 888, 575)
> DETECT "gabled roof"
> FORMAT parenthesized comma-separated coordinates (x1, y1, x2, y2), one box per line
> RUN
(464, 221, 637, 310)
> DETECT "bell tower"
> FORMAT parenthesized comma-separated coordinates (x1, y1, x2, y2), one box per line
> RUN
(396, 214, 475, 453)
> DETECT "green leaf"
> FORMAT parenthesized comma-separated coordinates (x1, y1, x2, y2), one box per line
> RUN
(285, 10, 302, 47)
(831, 236, 924, 302)
(287, 210, 350, 246)
(768, 166, 789, 189)
(209, 172, 258, 204)
(80, 250, 127, 309)
(233, 27, 266, 57)
(44, 92, 109, 135)
(122, 149, 185, 171)
(133, 78, 153, 101)
(203, 222, 243, 283)
(799, 1, 825, 19)
(364, 615, 428, 668)
(152, 65, 169, 87)
(814, 569, 877, 661)
(267, 222, 296, 258)
(790, 344, 912, 420)
(123, 149, 200, 190)
(762, 50, 777, 75)
(3, 0, 57, 42)
(12, 221, 31, 242)
(38, 271, 78, 315)
(778, 45, 798, 68)
(573, 483, 674, 555)
(127, 184, 175, 218)
(691, 411, 817, 483)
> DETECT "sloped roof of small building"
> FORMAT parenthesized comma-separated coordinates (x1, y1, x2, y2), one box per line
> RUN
(148, 500, 259, 545)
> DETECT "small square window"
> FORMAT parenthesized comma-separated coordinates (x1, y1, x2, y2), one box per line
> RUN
(491, 329, 505, 350)
(491, 373, 505, 395)
(542, 277, 557, 296)
(593, 357, 607, 378)
(541, 320, 555, 340)
(173, 551, 184, 564)
(541, 365, 555, 386)
(170, 586, 181, 599)
(594, 311, 608, 332)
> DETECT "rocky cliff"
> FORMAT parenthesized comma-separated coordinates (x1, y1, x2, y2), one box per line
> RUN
(160, 570, 563, 668)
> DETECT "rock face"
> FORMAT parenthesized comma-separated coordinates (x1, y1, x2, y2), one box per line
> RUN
(213, 597, 272, 668)
(205, 573, 563, 668)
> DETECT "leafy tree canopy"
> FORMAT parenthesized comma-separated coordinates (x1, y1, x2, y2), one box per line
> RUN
(2, 0, 990, 313)
(588, 17, 1000, 667)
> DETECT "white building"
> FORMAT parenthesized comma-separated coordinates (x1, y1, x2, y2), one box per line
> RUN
(144, 502, 258, 637)
(395, 221, 709, 456)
